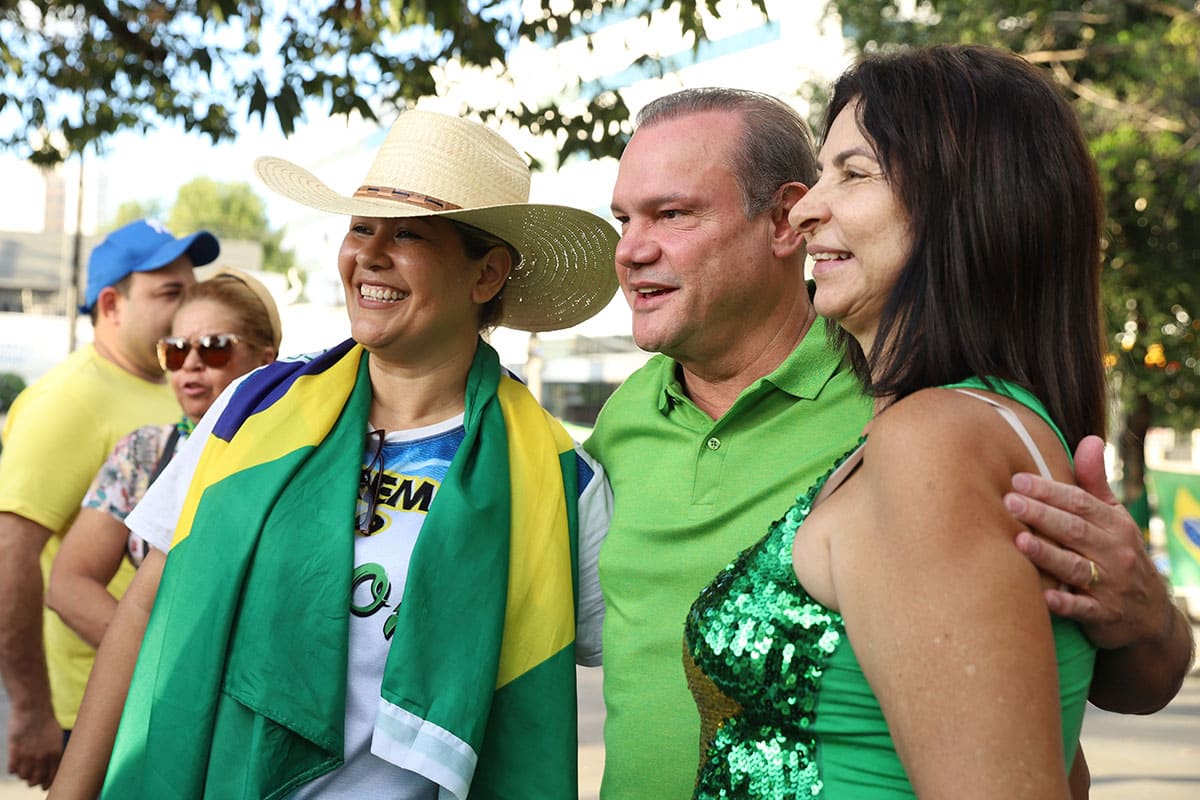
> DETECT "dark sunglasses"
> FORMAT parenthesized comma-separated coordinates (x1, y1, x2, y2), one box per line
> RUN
(357, 428, 388, 536)
(156, 333, 244, 371)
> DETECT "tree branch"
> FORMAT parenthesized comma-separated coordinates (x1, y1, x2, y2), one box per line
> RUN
(1047, 12, 1111, 25)
(1048, 61, 1185, 134)
(83, 0, 169, 65)
(1137, 1, 1198, 21)
(1023, 47, 1089, 63)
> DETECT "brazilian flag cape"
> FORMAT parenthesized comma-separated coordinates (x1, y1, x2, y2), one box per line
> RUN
(104, 339, 582, 799)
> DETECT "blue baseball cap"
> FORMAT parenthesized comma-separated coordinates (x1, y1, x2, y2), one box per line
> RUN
(80, 219, 220, 313)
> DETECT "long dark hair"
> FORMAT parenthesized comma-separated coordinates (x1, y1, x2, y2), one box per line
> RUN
(825, 44, 1106, 448)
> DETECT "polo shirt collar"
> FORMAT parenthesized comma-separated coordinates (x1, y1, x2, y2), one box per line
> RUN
(761, 315, 844, 400)
(656, 315, 847, 414)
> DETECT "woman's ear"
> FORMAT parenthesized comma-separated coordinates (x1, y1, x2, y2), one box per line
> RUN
(473, 246, 513, 305)
(258, 346, 278, 366)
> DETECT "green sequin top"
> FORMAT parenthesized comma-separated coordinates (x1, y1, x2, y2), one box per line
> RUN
(683, 379, 1096, 799)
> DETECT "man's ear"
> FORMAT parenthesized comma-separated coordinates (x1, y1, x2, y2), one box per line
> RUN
(95, 285, 123, 324)
(473, 247, 514, 305)
(771, 182, 809, 259)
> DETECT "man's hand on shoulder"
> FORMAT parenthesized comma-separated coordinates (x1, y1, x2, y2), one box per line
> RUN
(1003, 434, 1195, 712)
(1004, 435, 1166, 648)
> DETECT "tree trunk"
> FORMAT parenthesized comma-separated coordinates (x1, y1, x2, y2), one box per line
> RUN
(1118, 393, 1153, 531)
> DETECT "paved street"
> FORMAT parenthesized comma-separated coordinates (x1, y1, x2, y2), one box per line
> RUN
(1080, 672, 1200, 799)
(4, 654, 1198, 798)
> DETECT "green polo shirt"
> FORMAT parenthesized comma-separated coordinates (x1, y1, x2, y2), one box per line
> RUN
(584, 316, 871, 799)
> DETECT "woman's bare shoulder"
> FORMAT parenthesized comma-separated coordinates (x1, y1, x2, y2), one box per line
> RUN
(861, 387, 1073, 531)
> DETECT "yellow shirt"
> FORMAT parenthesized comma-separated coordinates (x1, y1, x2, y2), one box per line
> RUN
(0, 344, 177, 728)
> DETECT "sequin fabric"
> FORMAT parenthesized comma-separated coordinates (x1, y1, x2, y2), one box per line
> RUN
(684, 439, 865, 799)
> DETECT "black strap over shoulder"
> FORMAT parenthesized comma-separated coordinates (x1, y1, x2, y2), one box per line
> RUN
(148, 425, 183, 486)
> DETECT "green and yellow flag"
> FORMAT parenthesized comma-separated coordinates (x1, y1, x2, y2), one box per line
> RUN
(105, 339, 581, 799)
(1149, 466, 1200, 603)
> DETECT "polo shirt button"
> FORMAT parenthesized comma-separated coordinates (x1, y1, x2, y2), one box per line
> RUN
(706, 437, 721, 451)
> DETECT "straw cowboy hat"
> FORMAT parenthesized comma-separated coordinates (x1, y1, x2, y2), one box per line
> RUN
(254, 110, 619, 332)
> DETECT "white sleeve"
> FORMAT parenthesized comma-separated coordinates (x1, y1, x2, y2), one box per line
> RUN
(125, 379, 240, 553)
(574, 445, 611, 667)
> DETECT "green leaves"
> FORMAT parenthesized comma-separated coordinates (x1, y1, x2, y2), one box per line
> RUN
(272, 84, 302, 137)
(2, 0, 748, 164)
(166, 177, 297, 275)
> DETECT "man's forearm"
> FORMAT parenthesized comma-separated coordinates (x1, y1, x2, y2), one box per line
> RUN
(1089, 600, 1195, 714)
(0, 513, 55, 715)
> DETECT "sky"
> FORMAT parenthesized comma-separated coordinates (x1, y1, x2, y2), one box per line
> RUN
(102, 123, 290, 212)
(94, 100, 369, 229)
(0, 107, 324, 233)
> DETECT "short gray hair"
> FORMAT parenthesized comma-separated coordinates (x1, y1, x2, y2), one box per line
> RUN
(636, 88, 818, 218)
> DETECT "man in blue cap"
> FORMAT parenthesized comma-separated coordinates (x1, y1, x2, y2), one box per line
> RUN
(0, 219, 215, 788)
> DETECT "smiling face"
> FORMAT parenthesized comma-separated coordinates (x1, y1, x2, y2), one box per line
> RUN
(611, 110, 805, 375)
(788, 99, 912, 355)
(168, 299, 273, 422)
(337, 216, 509, 368)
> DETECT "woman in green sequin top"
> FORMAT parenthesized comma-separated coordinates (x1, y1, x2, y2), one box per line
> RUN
(685, 45, 1107, 799)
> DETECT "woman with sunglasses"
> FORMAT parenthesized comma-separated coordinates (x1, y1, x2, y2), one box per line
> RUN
(51, 111, 617, 800)
(46, 268, 280, 649)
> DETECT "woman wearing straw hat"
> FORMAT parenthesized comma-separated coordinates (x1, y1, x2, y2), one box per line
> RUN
(47, 269, 282, 649)
(52, 111, 618, 800)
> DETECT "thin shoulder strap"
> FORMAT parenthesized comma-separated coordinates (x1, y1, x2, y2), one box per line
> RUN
(813, 441, 866, 507)
(954, 389, 1053, 478)
(148, 425, 183, 487)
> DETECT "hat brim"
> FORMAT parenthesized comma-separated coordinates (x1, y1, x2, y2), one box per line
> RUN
(255, 156, 618, 332)
(136, 230, 220, 275)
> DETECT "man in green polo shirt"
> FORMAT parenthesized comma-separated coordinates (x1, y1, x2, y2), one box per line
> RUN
(586, 87, 1194, 799)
